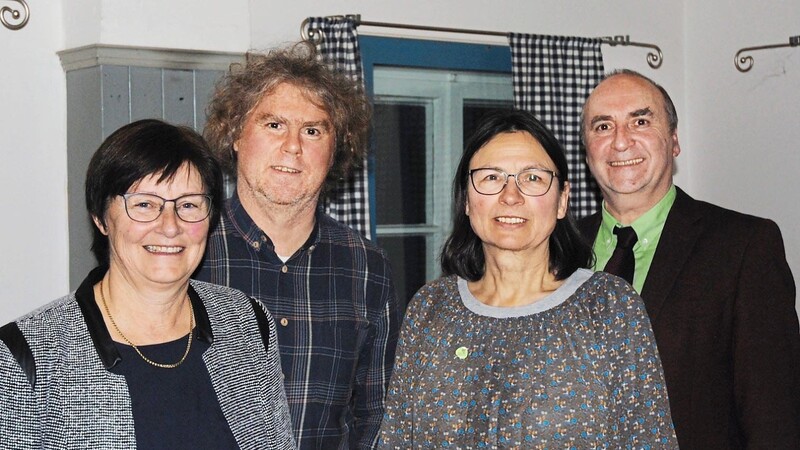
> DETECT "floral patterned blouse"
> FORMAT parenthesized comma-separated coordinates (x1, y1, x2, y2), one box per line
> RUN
(379, 269, 677, 449)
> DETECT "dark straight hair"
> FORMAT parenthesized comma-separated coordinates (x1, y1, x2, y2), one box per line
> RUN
(85, 119, 223, 266)
(440, 109, 593, 281)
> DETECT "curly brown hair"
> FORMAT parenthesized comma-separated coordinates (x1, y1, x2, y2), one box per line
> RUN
(204, 41, 371, 194)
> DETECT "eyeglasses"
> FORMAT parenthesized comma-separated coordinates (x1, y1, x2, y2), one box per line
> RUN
(120, 193, 212, 223)
(469, 168, 559, 197)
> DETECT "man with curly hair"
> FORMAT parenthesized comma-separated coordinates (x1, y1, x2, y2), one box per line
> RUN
(195, 42, 401, 449)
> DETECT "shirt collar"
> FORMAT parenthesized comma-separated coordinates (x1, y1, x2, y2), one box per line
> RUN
(598, 185, 677, 251)
(75, 266, 214, 370)
(226, 190, 322, 256)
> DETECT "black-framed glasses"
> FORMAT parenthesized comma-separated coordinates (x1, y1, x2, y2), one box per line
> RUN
(469, 168, 559, 197)
(120, 193, 212, 223)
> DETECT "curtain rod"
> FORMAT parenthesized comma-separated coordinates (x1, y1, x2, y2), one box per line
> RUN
(301, 14, 663, 69)
(734, 35, 800, 72)
(1, 0, 30, 30)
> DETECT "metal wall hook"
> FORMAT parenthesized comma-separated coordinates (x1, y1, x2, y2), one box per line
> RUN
(1, 0, 30, 30)
(599, 35, 663, 69)
(301, 15, 360, 45)
(734, 36, 800, 72)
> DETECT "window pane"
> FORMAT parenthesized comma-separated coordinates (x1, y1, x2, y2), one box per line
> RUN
(463, 100, 514, 146)
(376, 235, 428, 312)
(373, 103, 427, 225)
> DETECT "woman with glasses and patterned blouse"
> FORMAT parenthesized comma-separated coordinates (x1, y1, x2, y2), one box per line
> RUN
(379, 110, 677, 449)
(0, 119, 294, 449)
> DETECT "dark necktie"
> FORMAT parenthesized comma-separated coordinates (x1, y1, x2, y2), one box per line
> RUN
(603, 226, 638, 285)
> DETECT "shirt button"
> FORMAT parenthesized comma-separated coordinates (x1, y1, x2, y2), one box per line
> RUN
(281, 265, 288, 273)
(252, 241, 260, 250)
(308, 245, 315, 252)
(280, 318, 289, 326)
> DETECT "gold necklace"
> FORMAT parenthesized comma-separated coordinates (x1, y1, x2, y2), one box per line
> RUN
(99, 278, 194, 369)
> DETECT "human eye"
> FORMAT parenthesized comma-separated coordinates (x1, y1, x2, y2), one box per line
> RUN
(470, 169, 510, 194)
(128, 194, 160, 210)
(483, 172, 500, 181)
(303, 126, 326, 138)
(521, 171, 542, 183)
(177, 195, 208, 210)
(176, 199, 199, 210)
(258, 116, 283, 131)
(593, 122, 613, 134)
(474, 169, 502, 183)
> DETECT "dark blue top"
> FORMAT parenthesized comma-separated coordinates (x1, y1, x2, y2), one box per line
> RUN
(110, 332, 238, 450)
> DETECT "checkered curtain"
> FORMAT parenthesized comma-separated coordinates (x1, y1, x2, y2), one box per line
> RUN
(509, 33, 604, 218)
(306, 16, 371, 238)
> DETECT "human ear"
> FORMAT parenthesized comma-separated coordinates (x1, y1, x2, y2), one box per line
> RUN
(557, 181, 570, 219)
(671, 131, 681, 157)
(92, 215, 109, 236)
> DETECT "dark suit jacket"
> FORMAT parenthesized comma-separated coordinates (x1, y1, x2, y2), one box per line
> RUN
(579, 187, 800, 450)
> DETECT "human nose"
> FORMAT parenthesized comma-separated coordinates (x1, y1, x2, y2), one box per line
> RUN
(281, 129, 302, 156)
(156, 201, 181, 236)
(498, 174, 524, 205)
(612, 126, 633, 151)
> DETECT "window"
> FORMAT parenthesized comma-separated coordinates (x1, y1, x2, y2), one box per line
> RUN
(361, 37, 513, 308)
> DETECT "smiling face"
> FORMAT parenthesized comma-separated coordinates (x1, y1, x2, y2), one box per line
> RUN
(583, 74, 680, 212)
(234, 82, 335, 215)
(94, 163, 209, 288)
(466, 131, 569, 259)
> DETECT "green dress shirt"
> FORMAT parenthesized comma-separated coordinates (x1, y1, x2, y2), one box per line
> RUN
(592, 185, 677, 292)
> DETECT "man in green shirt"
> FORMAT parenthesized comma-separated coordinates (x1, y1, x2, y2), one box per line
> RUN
(579, 69, 799, 449)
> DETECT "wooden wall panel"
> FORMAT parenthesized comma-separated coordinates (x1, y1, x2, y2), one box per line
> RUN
(130, 67, 163, 121)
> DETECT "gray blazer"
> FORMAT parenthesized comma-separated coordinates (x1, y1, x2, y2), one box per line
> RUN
(0, 269, 296, 449)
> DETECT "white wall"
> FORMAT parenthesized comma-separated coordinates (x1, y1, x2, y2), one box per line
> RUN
(88, 1, 251, 51)
(2, 0, 797, 322)
(0, 2, 68, 321)
(685, 1, 800, 314)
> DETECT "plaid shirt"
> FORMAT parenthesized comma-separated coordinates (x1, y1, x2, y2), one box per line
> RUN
(195, 192, 401, 450)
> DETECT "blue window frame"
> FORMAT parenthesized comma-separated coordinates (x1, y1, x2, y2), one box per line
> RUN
(359, 36, 512, 237)
(360, 36, 514, 306)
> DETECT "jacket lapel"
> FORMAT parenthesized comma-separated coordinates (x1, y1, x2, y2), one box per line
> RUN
(640, 187, 704, 323)
(578, 212, 602, 243)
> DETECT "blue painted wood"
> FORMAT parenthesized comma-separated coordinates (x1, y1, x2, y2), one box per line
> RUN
(101, 65, 131, 138)
(130, 67, 163, 121)
(359, 36, 511, 96)
(66, 63, 225, 289)
(194, 70, 224, 132)
(66, 67, 103, 288)
(358, 35, 512, 238)
(162, 69, 195, 127)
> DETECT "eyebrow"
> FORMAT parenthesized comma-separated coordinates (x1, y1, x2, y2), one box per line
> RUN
(588, 107, 654, 128)
(629, 107, 653, 118)
(254, 113, 331, 130)
(589, 114, 613, 128)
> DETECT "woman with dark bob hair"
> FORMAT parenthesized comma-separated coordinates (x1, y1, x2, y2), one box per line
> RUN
(0, 119, 294, 449)
(379, 110, 677, 448)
